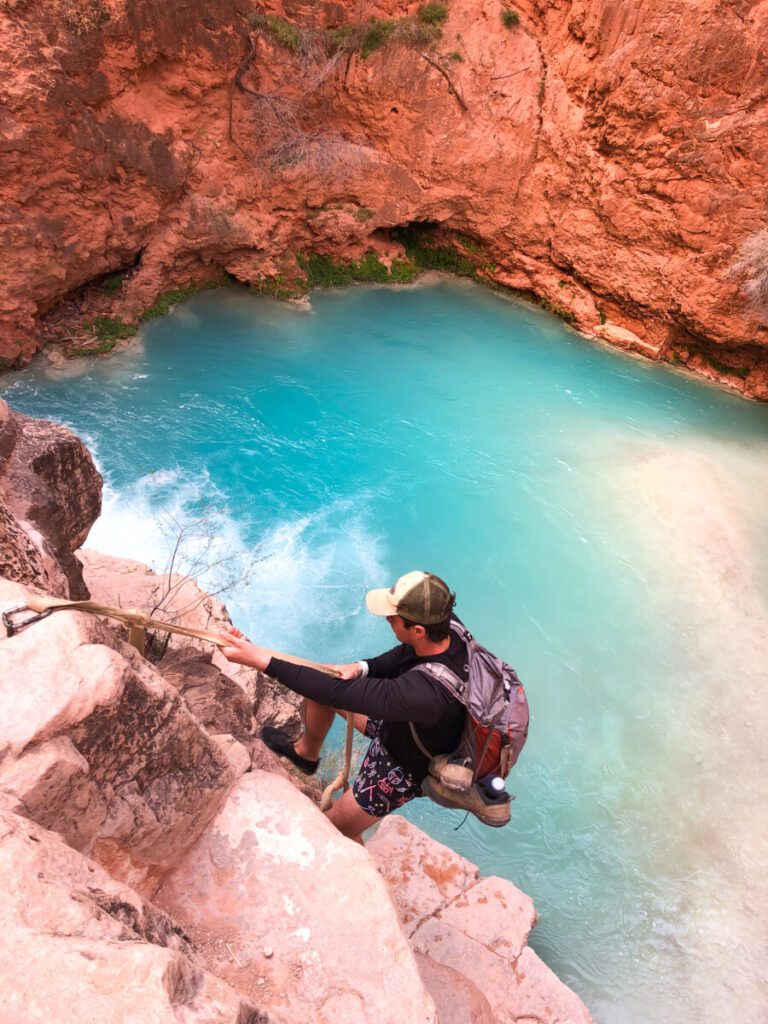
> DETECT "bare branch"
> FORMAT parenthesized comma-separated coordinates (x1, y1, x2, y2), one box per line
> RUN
(420, 52, 468, 112)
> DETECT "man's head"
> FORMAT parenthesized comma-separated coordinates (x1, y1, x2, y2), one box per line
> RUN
(365, 571, 455, 643)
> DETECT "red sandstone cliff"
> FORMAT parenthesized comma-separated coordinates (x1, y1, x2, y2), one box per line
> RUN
(1, 0, 767, 395)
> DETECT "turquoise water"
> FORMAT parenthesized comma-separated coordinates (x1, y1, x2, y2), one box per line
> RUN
(4, 281, 768, 1022)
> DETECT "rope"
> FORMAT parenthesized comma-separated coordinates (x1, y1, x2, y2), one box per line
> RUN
(6, 595, 356, 811)
(320, 714, 354, 813)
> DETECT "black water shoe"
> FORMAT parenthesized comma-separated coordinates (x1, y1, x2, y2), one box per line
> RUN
(261, 726, 320, 776)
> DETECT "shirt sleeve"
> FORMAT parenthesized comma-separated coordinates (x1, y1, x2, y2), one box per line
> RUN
(364, 643, 412, 679)
(266, 657, 446, 726)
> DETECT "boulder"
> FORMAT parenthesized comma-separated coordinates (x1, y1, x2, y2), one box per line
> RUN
(0, 579, 240, 895)
(0, 809, 264, 1023)
(156, 771, 437, 1024)
(0, 411, 101, 598)
(159, 646, 254, 745)
(368, 817, 593, 1024)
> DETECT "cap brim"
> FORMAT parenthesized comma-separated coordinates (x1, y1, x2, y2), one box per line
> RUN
(365, 587, 398, 617)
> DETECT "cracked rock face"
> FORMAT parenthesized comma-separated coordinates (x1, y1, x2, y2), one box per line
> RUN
(0, 405, 102, 598)
(368, 816, 593, 1024)
(0, 810, 263, 1023)
(1, 0, 767, 395)
(0, 578, 239, 895)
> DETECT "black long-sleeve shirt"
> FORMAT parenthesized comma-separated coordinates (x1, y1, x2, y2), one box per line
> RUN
(266, 629, 467, 781)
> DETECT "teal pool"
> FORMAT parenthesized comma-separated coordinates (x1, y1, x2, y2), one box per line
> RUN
(5, 280, 768, 1023)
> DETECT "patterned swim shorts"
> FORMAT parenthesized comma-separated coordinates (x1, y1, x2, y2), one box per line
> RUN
(351, 719, 423, 818)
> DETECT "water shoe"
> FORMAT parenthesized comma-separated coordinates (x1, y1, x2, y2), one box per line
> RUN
(261, 726, 320, 776)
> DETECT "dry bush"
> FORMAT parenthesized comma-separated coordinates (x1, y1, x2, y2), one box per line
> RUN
(50, 0, 110, 34)
(729, 229, 768, 315)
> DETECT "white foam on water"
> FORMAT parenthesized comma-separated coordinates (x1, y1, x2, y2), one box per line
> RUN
(84, 467, 389, 662)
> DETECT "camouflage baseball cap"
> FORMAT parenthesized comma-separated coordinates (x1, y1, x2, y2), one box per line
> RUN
(365, 571, 454, 625)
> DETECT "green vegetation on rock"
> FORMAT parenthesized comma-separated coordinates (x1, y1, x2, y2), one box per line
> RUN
(501, 8, 520, 27)
(100, 272, 126, 296)
(252, 275, 305, 300)
(394, 225, 478, 277)
(418, 3, 448, 26)
(68, 339, 120, 358)
(85, 315, 138, 342)
(540, 297, 577, 325)
(297, 252, 419, 289)
(140, 281, 221, 322)
(248, 13, 302, 52)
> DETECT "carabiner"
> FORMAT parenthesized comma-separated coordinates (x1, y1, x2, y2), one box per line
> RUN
(1, 604, 53, 637)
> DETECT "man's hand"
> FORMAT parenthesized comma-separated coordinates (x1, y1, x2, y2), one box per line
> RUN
(322, 662, 363, 681)
(217, 628, 271, 671)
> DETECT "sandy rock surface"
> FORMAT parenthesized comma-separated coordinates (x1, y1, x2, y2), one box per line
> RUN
(0, 809, 263, 1023)
(156, 770, 437, 1024)
(368, 816, 593, 1024)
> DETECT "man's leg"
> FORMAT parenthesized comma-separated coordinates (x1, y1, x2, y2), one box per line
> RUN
(294, 700, 368, 762)
(325, 787, 380, 845)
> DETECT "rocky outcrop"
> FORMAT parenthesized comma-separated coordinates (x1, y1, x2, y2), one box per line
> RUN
(0, 810, 261, 1023)
(1, 0, 767, 396)
(369, 817, 592, 1024)
(156, 770, 439, 1024)
(0, 401, 101, 597)
(0, 577, 241, 893)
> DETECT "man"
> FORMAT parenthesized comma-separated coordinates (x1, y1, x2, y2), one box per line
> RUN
(219, 570, 467, 844)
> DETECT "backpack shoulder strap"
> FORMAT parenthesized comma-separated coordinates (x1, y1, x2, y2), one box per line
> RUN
(417, 661, 467, 701)
(408, 721, 434, 759)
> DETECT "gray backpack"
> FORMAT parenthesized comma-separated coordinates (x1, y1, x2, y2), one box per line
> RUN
(411, 620, 529, 825)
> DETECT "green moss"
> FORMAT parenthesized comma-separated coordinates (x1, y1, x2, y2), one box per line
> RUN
(706, 356, 749, 379)
(252, 275, 305, 300)
(388, 258, 421, 284)
(394, 225, 477, 277)
(597, 306, 607, 325)
(540, 297, 577, 325)
(297, 252, 420, 289)
(354, 207, 374, 222)
(84, 315, 138, 341)
(457, 235, 480, 254)
(248, 13, 302, 52)
(447, 50, 463, 62)
(418, 3, 448, 26)
(501, 8, 520, 27)
(68, 339, 119, 358)
(140, 281, 220, 322)
(329, 13, 442, 58)
(359, 18, 397, 58)
(100, 272, 126, 296)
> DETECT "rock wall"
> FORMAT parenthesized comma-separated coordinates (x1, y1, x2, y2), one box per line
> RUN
(1, 0, 766, 395)
(0, 400, 101, 597)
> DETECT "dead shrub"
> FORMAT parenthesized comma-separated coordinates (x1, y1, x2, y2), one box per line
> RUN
(50, 0, 110, 34)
